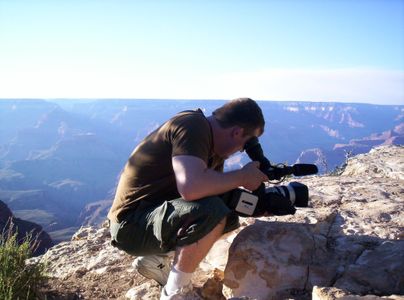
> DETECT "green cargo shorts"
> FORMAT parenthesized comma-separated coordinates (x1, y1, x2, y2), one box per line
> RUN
(109, 195, 239, 256)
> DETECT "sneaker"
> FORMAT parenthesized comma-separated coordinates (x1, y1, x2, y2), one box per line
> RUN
(133, 254, 171, 286)
(160, 283, 201, 300)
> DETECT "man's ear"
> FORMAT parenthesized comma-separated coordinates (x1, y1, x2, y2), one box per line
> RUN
(231, 126, 244, 138)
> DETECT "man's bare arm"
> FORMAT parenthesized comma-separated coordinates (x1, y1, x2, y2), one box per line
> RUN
(172, 155, 268, 201)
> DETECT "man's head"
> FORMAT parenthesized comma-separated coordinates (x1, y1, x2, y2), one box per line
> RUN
(212, 98, 265, 137)
(211, 98, 265, 159)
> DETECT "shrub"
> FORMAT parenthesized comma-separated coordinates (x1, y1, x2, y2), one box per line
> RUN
(0, 223, 46, 300)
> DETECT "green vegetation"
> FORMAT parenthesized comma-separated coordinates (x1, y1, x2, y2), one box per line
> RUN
(0, 225, 46, 300)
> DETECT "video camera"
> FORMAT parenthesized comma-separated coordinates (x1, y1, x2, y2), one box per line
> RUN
(227, 137, 318, 217)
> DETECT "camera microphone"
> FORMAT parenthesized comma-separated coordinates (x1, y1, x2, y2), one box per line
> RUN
(291, 164, 318, 176)
(264, 164, 317, 180)
(244, 137, 318, 180)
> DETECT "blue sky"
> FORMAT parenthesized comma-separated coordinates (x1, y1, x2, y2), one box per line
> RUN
(0, 0, 403, 104)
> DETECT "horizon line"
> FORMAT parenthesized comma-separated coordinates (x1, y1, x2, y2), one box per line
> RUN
(0, 97, 403, 106)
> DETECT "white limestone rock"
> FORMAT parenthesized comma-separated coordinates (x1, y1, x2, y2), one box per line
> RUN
(125, 282, 161, 300)
(342, 145, 404, 180)
(31, 225, 128, 279)
(223, 145, 404, 299)
(312, 286, 404, 300)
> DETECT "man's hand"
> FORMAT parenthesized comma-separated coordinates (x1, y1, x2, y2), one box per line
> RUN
(240, 161, 268, 191)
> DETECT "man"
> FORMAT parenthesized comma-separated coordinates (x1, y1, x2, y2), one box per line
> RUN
(108, 98, 268, 299)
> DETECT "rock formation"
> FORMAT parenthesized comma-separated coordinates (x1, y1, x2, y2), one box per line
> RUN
(28, 145, 403, 299)
(223, 145, 404, 299)
(0, 200, 53, 256)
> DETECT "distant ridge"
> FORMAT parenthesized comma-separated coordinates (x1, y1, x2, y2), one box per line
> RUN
(0, 200, 53, 256)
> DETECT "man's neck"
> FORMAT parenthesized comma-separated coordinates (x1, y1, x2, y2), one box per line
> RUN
(207, 116, 233, 159)
(207, 116, 220, 156)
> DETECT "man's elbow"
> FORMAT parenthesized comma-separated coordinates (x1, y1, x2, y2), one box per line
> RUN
(177, 185, 200, 201)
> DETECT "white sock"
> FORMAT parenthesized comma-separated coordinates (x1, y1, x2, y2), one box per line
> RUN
(165, 265, 192, 295)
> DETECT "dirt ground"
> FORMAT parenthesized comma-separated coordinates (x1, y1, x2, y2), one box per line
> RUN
(37, 255, 151, 300)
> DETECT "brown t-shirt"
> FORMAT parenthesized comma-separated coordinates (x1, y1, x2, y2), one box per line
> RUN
(107, 109, 224, 223)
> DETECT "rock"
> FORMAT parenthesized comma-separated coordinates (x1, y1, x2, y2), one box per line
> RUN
(27, 224, 137, 299)
(335, 241, 404, 295)
(223, 145, 404, 299)
(34, 226, 128, 278)
(200, 269, 226, 300)
(222, 219, 336, 299)
(125, 282, 161, 300)
(71, 226, 97, 240)
(312, 286, 404, 300)
(342, 145, 403, 180)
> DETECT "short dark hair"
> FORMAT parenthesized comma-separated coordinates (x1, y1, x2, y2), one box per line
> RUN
(213, 98, 265, 136)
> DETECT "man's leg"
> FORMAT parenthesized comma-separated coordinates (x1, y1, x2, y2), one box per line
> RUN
(162, 217, 226, 298)
(174, 217, 226, 272)
(118, 196, 238, 297)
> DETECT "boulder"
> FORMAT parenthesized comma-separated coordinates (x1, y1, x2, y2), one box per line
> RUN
(312, 286, 404, 300)
(222, 145, 404, 299)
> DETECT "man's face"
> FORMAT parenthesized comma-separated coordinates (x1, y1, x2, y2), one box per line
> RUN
(218, 127, 261, 159)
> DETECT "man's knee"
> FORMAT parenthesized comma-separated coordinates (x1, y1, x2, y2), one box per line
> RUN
(217, 216, 227, 228)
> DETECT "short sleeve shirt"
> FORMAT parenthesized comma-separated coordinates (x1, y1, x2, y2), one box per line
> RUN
(107, 109, 224, 222)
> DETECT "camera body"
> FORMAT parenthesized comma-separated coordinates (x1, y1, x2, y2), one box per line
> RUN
(226, 137, 317, 217)
(228, 181, 309, 217)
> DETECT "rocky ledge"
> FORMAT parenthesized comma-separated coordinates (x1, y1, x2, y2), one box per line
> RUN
(28, 145, 404, 299)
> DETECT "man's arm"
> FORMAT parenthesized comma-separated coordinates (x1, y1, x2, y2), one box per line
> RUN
(172, 155, 268, 201)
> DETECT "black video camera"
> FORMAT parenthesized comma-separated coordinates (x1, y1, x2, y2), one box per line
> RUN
(226, 137, 318, 217)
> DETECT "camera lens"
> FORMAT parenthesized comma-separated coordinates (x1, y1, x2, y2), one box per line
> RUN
(265, 181, 308, 207)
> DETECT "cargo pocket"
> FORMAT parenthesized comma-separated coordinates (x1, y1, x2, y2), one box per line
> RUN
(160, 197, 230, 250)
(145, 201, 170, 253)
